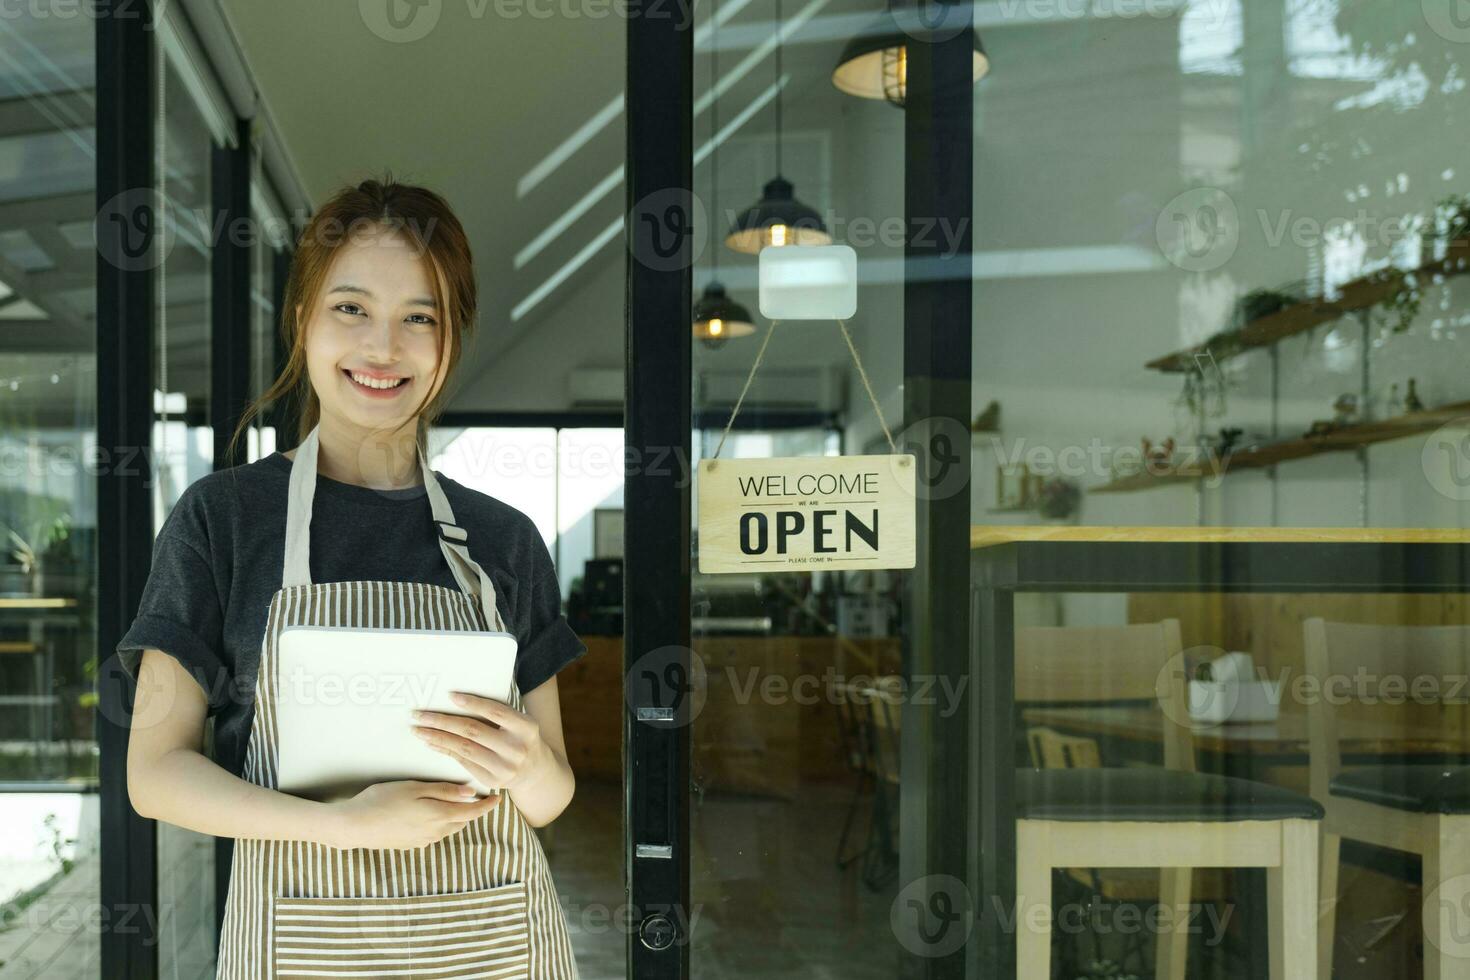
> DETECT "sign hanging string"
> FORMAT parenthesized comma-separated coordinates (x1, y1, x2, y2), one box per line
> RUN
(711, 319, 898, 460)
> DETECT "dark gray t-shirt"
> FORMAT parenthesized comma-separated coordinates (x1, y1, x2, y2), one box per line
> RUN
(116, 450, 587, 780)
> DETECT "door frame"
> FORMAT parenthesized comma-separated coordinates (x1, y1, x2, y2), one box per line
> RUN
(621, 3, 977, 977)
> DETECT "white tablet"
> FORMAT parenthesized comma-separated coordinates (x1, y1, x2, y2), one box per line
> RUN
(273, 625, 518, 803)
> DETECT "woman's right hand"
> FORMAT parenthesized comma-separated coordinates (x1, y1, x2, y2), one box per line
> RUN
(325, 780, 501, 850)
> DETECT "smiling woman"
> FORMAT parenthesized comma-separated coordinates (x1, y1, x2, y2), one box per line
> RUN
(225, 176, 478, 486)
(117, 176, 586, 979)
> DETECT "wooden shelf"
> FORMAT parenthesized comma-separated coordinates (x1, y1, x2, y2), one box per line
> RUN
(971, 525, 1470, 548)
(1091, 401, 1470, 493)
(1146, 242, 1470, 373)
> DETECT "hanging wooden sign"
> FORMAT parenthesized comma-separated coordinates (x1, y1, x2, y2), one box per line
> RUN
(697, 454, 917, 573)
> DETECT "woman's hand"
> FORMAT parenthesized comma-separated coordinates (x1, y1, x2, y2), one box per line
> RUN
(411, 693, 549, 794)
(326, 780, 500, 850)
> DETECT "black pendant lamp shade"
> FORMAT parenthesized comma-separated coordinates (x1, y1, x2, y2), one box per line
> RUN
(725, 0, 833, 255)
(725, 176, 832, 253)
(693, 280, 756, 349)
(832, 3, 990, 107)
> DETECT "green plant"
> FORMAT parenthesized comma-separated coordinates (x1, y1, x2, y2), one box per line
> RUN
(1, 513, 72, 572)
(1075, 959, 1140, 980)
(1440, 192, 1470, 245)
(1037, 478, 1081, 520)
(42, 813, 75, 876)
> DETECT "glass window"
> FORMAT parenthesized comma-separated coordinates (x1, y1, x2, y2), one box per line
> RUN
(152, 32, 219, 978)
(245, 167, 289, 464)
(687, 0, 910, 971)
(0, 9, 101, 976)
(971, 3, 1470, 977)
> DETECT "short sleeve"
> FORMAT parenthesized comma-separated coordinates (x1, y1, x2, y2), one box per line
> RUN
(511, 526, 587, 696)
(115, 484, 231, 715)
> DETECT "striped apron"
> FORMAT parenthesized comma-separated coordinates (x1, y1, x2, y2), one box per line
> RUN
(215, 423, 580, 979)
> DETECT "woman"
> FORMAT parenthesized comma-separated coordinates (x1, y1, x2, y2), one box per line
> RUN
(119, 176, 584, 978)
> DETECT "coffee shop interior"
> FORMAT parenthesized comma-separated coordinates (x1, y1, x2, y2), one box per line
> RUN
(5, 0, 1470, 977)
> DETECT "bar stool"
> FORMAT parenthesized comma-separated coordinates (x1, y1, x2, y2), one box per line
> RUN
(1305, 618, 1470, 980)
(1015, 620, 1323, 980)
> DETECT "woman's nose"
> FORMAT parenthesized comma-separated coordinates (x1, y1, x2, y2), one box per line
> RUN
(360, 318, 403, 357)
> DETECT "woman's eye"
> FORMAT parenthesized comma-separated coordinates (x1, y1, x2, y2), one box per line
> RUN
(334, 302, 364, 316)
(407, 314, 437, 327)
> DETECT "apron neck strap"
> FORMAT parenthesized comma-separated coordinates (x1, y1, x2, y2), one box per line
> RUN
(281, 424, 507, 632)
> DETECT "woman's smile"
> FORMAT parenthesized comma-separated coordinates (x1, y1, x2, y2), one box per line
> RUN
(342, 367, 412, 399)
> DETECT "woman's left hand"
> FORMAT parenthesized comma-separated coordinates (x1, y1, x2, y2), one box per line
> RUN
(412, 692, 548, 791)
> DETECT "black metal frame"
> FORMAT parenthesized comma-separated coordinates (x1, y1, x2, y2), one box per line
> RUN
(902, 11, 975, 979)
(625, 1, 694, 975)
(96, 1, 160, 975)
(438, 410, 624, 430)
(266, 244, 298, 448)
(212, 117, 254, 470)
(971, 537, 1470, 977)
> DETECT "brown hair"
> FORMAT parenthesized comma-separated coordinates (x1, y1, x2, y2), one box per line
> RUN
(227, 172, 477, 464)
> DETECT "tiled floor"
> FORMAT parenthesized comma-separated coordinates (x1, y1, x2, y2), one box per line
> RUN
(2, 776, 902, 978)
(544, 776, 904, 979)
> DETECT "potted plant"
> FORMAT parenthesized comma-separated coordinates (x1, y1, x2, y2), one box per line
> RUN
(38, 514, 79, 597)
(1037, 478, 1081, 521)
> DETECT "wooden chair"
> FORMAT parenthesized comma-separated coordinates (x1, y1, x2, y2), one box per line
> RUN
(1024, 725, 1235, 974)
(1304, 618, 1470, 980)
(832, 677, 902, 888)
(1015, 620, 1322, 980)
(831, 676, 877, 870)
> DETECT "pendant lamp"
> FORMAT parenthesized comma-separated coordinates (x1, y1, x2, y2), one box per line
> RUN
(725, 0, 832, 254)
(832, 0, 990, 107)
(695, 0, 755, 349)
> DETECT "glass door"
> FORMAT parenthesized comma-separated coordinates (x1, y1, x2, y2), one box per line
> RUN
(625, 1, 979, 975)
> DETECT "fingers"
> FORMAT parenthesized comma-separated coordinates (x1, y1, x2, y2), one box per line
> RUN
(408, 780, 483, 802)
(432, 793, 502, 823)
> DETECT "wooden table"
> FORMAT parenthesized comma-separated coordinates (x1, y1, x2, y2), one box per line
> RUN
(969, 525, 1470, 980)
(0, 596, 81, 763)
(1021, 705, 1470, 760)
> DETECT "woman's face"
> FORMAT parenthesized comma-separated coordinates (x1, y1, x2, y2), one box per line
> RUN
(300, 229, 448, 436)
